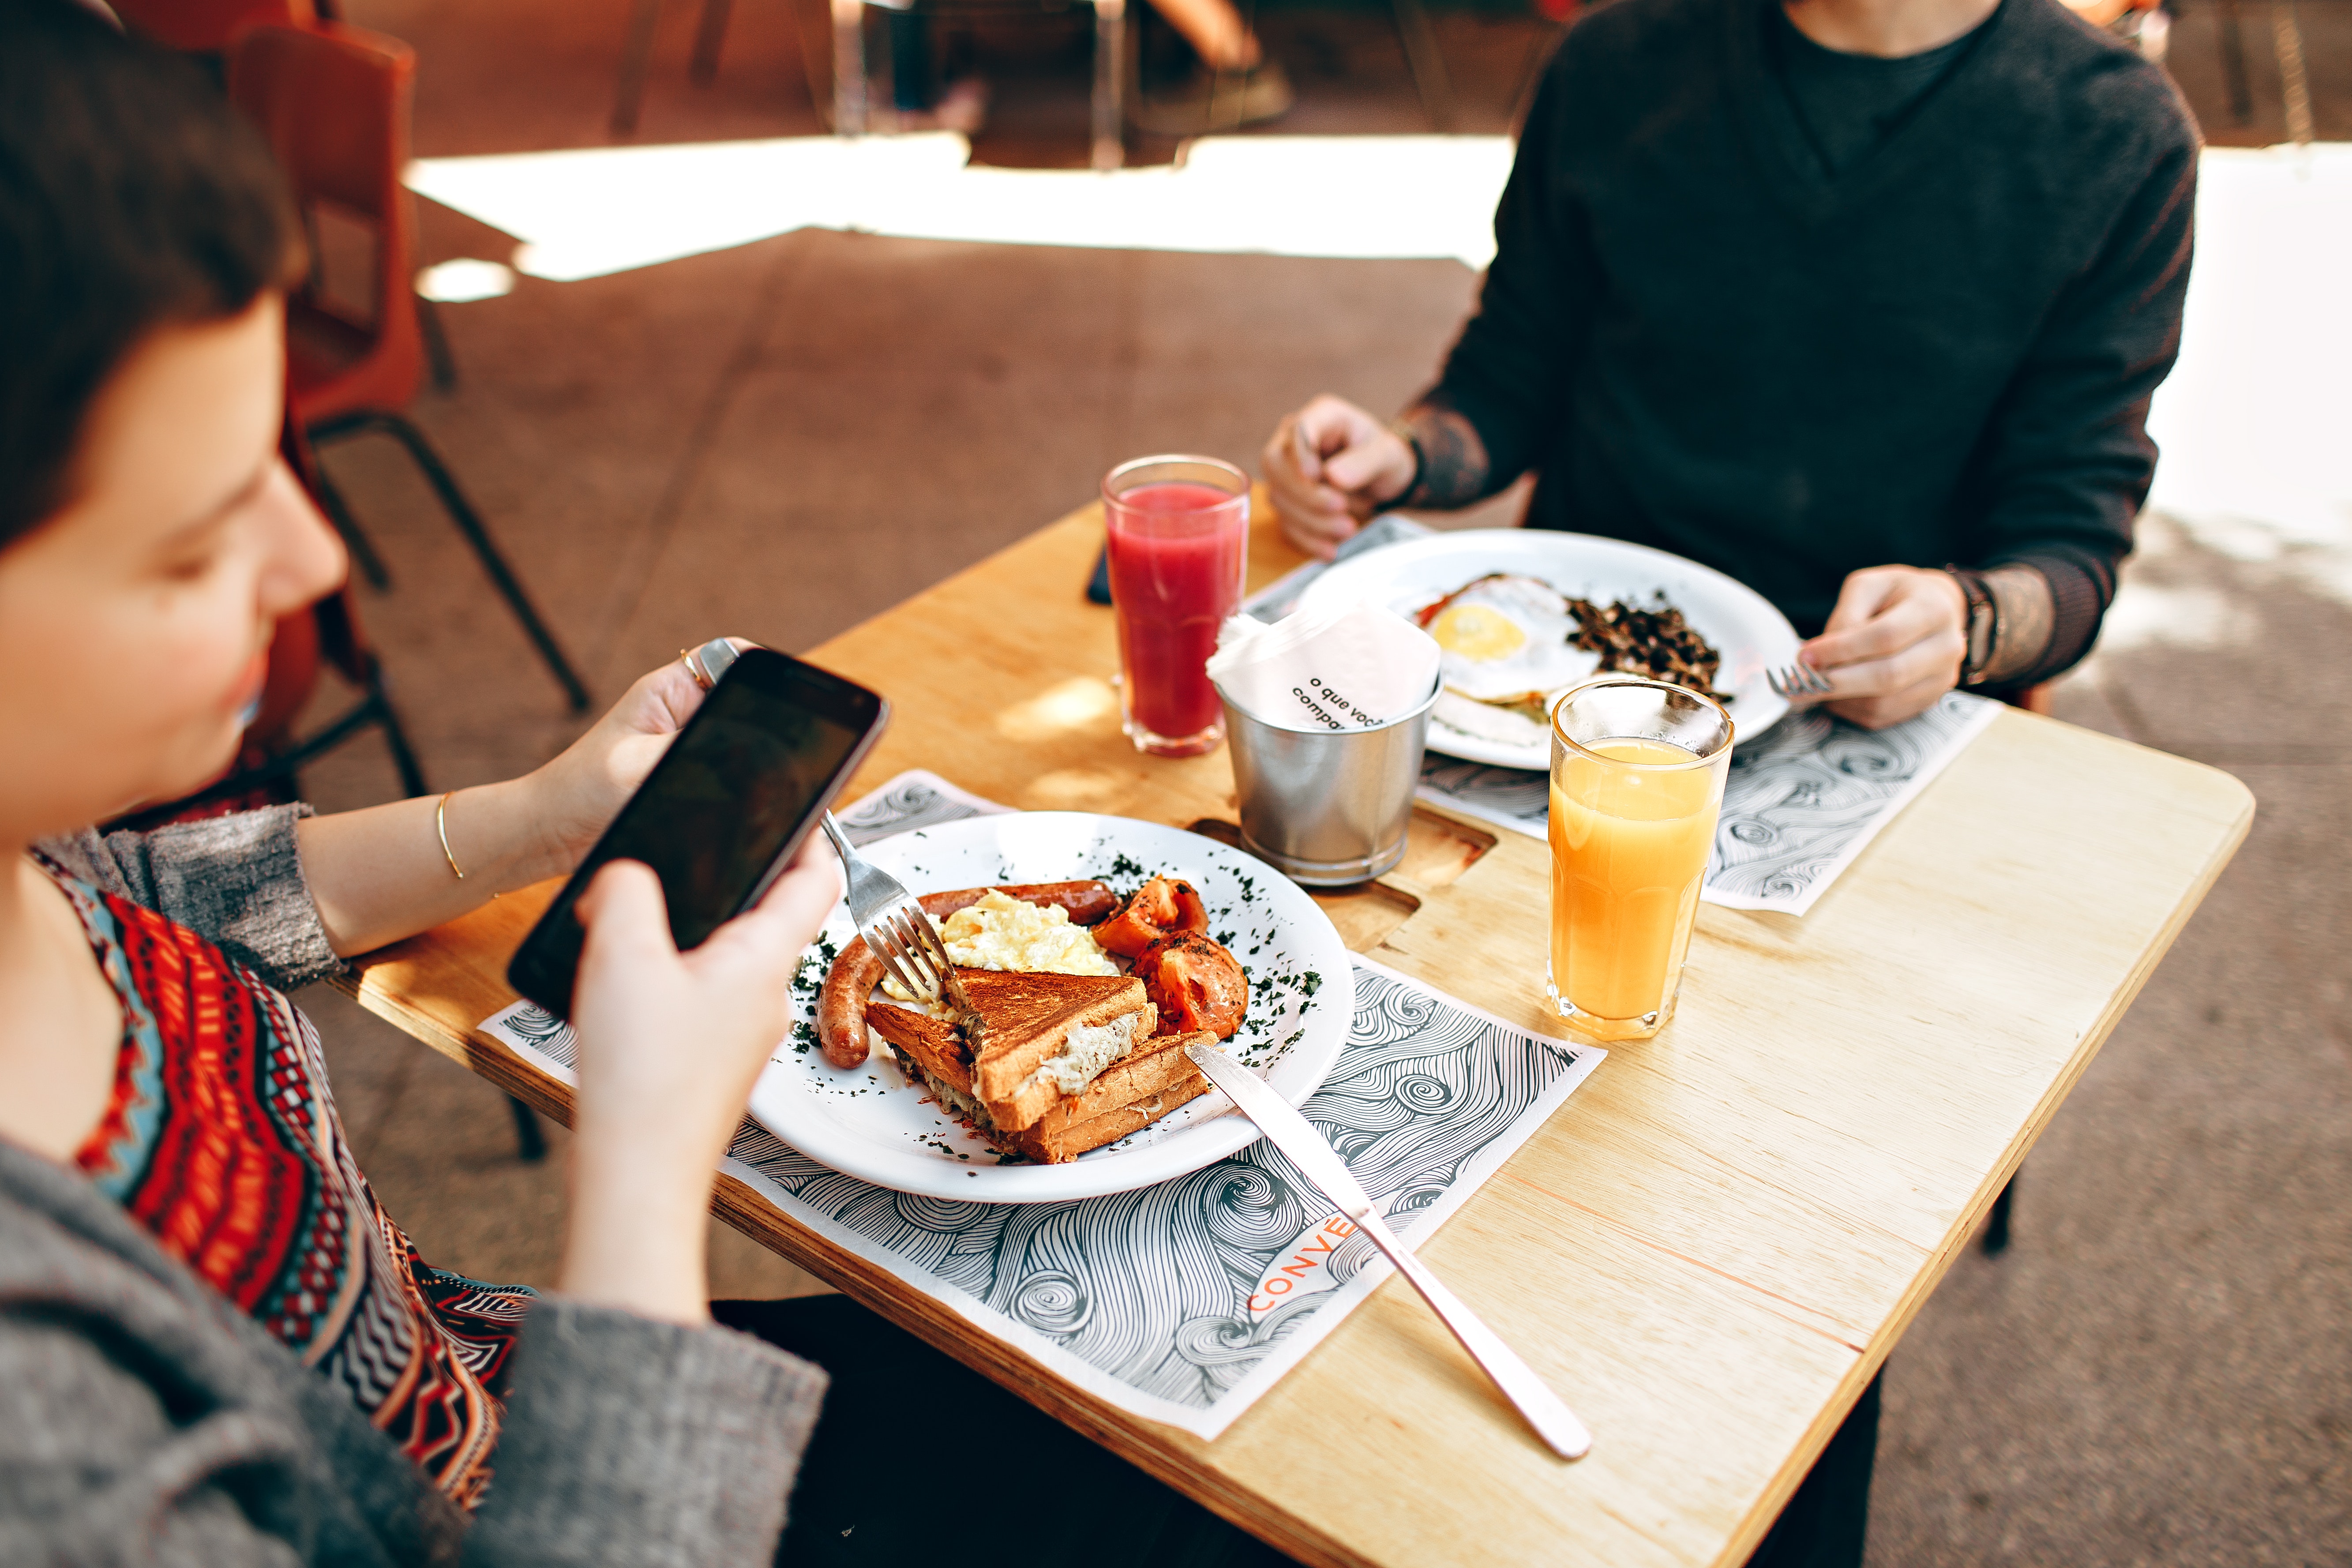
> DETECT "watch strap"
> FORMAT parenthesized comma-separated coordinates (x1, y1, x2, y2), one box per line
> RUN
(1945, 566, 1997, 686)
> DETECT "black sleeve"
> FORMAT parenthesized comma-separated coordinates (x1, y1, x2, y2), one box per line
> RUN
(1418, 51, 1600, 499)
(1961, 121, 2198, 684)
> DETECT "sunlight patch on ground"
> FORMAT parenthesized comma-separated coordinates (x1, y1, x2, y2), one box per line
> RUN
(415, 257, 517, 303)
(405, 132, 2350, 626)
(404, 132, 1515, 282)
(2093, 580, 2258, 652)
(2144, 143, 2352, 605)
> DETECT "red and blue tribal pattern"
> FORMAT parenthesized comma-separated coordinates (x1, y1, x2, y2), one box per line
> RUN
(56, 867, 530, 1510)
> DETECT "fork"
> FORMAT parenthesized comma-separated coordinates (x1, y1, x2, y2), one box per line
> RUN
(818, 812, 966, 1011)
(1766, 659, 1835, 700)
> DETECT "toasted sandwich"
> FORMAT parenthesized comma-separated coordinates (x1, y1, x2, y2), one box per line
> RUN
(866, 969, 1213, 1162)
(957, 969, 1152, 1131)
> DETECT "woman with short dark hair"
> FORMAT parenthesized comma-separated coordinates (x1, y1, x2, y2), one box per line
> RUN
(0, 6, 840, 1559)
(0, 11, 1299, 1564)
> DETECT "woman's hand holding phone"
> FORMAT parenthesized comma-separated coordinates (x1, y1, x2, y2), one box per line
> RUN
(296, 649, 761, 958)
(555, 841, 841, 1326)
(520, 640, 756, 882)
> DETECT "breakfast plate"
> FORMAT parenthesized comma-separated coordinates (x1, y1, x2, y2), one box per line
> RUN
(1294, 529, 1802, 771)
(747, 812, 1355, 1204)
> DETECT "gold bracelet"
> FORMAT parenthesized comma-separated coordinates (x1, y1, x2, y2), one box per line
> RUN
(436, 791, 468, 881)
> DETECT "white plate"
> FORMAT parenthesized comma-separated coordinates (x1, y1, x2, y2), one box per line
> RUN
(1295, 529, 1801, 770)
(747, 813, 1355, 1204)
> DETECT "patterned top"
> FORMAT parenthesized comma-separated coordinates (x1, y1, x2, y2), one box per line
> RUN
(49, 861, 533, 1509)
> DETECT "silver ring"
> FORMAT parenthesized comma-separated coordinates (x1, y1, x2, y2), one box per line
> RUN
(682, 637, 740, 691)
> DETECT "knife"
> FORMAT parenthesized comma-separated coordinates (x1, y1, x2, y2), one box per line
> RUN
(1183, 1041, 1593, 1460)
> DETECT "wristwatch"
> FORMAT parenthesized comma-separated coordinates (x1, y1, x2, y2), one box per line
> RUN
(1946, 567, 1997, 687)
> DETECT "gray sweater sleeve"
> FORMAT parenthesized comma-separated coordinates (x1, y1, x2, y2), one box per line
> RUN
(465, 1300, 829, 1568)
(2, 1147, 829, 1567)
(37, 804, 345, 990)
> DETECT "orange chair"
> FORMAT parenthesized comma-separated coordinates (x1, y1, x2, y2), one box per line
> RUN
(107, 0, 316, 55)
(228, 21, 590, 712)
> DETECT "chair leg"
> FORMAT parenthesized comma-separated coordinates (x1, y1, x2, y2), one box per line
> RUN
(613, 0, 664, 136)
(2273, 0, 2314, 146)
(1390, 0, 1455, 132)
(1092, 0, 1127, 171)
(416, 292, 460, 393)
(832, 0, 868, 135)
(1981, 1175, 2015, 1257)
(310, 457, 395, 590)
(2217, 0, 2254, 124)
(312, 412, 593, 713)
(506, 1094, 548, 1163)
(367, 680, 431, 799)
(690, 0, 733, 84)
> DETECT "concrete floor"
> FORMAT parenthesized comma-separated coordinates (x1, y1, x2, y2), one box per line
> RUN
(285, 0, 2351, 1561)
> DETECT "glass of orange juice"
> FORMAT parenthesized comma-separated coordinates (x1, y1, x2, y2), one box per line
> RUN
(1546, 677, 1734, 1042)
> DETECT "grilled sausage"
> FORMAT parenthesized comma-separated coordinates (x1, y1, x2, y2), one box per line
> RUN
(988, 881, 1120, 925)
(813, 880, 1117, 1066)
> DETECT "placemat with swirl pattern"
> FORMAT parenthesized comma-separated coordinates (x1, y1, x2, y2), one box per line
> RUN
(480, 773, 1603, 1438)
(1418, 690, 2002, 915)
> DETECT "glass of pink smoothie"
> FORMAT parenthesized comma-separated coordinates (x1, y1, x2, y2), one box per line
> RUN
(1101, 455, 1250, 758)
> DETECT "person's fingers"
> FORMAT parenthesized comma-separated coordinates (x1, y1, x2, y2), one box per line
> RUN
(1263, 413, 1311, 486)
(1827, 669, 1951, 730)
(1801, 566, 1915, 673)
(760, 836, 846, 931)
(1801, 619, 1964, 703)
(1265, 452, 1350, 525)
(625, 635, 765, 736)
(1264, 424, 1360, 524)
(1295, 395, 1380, 458)
(1321, 430, 1412, 501)
(637, 658, 705, 729)
(1279, 506, 1359, 562)
(1805, 595, 1936, 670)
(1804, 570, 1964, 672)
(573, 859, 678, 973)
(697, 837, 842, 973)
(1817, 567, 1906, 636)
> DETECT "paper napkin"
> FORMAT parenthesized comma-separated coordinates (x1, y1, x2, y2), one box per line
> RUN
(1206, 602, 1441, 732)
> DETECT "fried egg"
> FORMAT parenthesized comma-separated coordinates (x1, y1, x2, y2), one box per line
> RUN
(1418, 574, 1600, 704)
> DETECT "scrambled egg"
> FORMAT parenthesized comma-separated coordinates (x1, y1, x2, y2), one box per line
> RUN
(879, 889, 1118, 1003)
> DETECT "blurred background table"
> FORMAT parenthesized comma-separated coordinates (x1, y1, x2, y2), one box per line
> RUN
(343, 493, 2251, 1568)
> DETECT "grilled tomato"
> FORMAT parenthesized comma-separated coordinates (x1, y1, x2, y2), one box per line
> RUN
(1095, 875, 1210, 957)
(1135, 932, 1248, 1039)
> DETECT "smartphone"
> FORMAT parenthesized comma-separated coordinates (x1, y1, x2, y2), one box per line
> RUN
(506, 648, 888, 1018)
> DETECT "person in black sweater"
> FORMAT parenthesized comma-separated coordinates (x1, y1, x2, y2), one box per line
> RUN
(1263, 0, 2197, 728)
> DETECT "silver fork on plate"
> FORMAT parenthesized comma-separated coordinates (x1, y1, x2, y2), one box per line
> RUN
(1765, 659, 1835, 700)
(817, 812, 966, 1010)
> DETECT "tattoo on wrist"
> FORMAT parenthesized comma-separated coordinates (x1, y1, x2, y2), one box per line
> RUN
(1399, 406, 1492, 509)
(1978, 564, 2056, 686)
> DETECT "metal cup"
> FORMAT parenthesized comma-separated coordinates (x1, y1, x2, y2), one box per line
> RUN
(1216, 676, 1441, 886)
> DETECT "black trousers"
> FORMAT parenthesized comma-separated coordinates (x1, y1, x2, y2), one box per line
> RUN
(713, 1296, 1290, 1568)
(714, 1298, 1879, 1568)
(1744, 1373, 1882, 1568)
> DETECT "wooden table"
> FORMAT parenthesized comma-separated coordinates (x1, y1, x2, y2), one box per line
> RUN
(346, 496, 2252, 1568)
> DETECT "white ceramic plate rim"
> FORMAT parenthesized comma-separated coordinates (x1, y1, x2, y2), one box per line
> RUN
(1294, 529, 1801, 769)
(746, 813, 1356, 1204)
